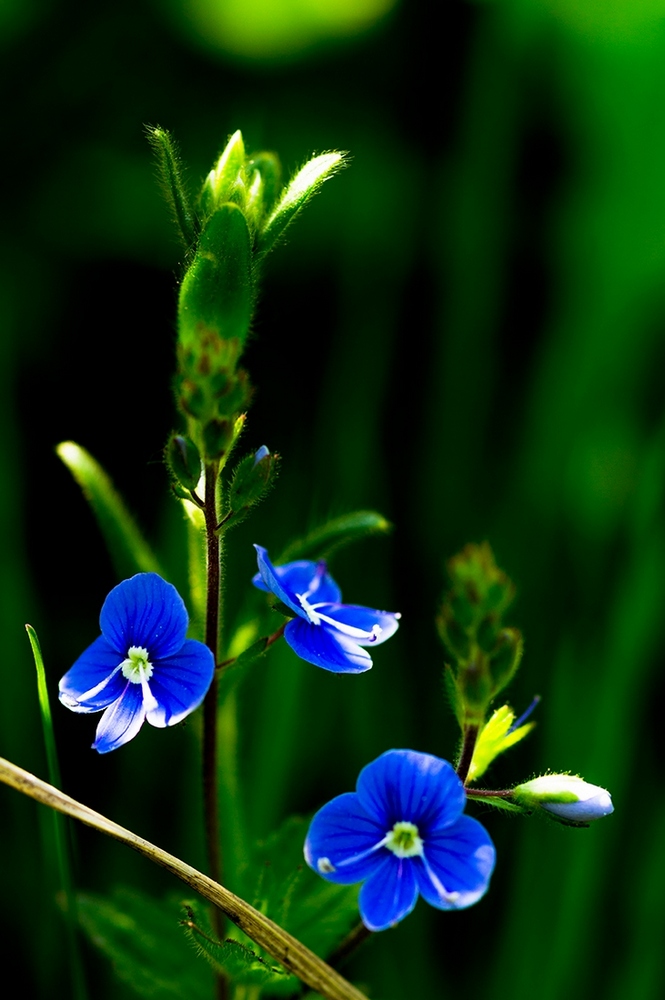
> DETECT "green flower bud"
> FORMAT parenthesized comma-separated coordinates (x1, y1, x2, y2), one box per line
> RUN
(166, 434, 202, 492)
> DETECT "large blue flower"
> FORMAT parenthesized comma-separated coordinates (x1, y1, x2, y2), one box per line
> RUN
(59, 573, 215, 753)
(252, 545, 400, 673)
(304, 750, 496, 931)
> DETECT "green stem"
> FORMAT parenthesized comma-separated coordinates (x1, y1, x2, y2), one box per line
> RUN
(0, 758, 370, 1000)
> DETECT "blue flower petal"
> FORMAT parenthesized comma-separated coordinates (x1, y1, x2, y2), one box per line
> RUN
(415, 815, 496, 910)
(92, 682, 146, 753)
(313, 604, 400, 646)
(358, 854, 419, 931)
(253, 552, 342, 605)
(284, 618, 372, 673)
(356, 750, 466, 830)
(59, 636, 126, 712)
(253, 546, 306, 617)
(100, 573, 189, 659)
(304, 793, 387, 884)
(147, 640, 215, 727)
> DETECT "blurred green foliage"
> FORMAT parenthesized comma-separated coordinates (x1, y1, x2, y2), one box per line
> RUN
(1, 0, 665, 998)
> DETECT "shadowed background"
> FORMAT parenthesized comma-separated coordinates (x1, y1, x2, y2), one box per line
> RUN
(1, 0, 664, 997)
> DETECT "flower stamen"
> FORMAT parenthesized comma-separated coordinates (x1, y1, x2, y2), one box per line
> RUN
(385, 821, 424, 859)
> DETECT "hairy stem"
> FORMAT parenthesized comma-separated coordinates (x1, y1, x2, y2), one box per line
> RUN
(456, 723, 479, 786)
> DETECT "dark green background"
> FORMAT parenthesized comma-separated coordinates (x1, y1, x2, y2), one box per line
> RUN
(2, 1, 664, 997)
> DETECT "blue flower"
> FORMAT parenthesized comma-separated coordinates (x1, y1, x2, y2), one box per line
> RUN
(59, 573, 215, 753)
(252, 545, 400, 673)
(304, 749, 496, 931)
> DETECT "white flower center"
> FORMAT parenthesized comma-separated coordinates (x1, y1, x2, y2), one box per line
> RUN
(385, 821, 424, 858)
(120, 646, 154, 682)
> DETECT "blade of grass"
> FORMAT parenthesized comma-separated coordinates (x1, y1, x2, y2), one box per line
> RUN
(26, 625, 88, 1000)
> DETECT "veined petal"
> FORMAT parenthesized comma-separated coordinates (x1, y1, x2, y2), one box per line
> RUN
(415, 815, 496, 910)
(253, 552, 342, 605)
(146, 639, 215, 727)
(59, 636, 126, 712)
(92, 683, 146, 753)
(284, 618, 372, 673)
(253, 546, 306, 618)
(358, 854, 419, 931)
(356, 750, 466, 830)
(304, 792, 387, 884)
(100, 573, 188, 659)
(312, 604, 400, 646)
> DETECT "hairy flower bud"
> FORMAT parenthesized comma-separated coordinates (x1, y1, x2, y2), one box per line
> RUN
(512, 775, 614, 823)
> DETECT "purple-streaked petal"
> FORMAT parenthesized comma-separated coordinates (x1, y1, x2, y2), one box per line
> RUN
(415, 815, 495, 909)
(59, 636, 126, 712)
(356, 750, 466, 830)
(313, 604, 400, 646)
(92, 682, 146, 753)
(284, 618, 372, 673)
(146, 639, 215, 727)
(304, 792, 387, 884)
(252, 547, 342, 606)
(358, 854, 419, 931)
(99, 573, 188, 659)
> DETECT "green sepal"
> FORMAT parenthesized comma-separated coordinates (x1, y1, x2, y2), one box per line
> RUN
(467, 704, 535, 783)
(465, 794, 526, 815)
(56, 441, 164, 579)
(181, 903, 294, 992)
(443, 665, 465, 728)
(200, 129, 246, 222)
(224, 449, 280, 528)
(166, 434, 202, 492)
(245, 152, 282, 230)
(277, 509, 392, 563)
(146, 126, 198, 250)
(77, 887, 212, 999)
(178, 203, 253, 350)
(258, 152, 346, 257)
(489, 627, 524, 697)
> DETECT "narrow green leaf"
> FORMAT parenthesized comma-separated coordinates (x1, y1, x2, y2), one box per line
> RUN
(56, 441, 164, 579)
(77, 887, 212, 1000)
(258, 152, 346, 256)
(147, 126, 198, 249)
(27, 625, 88, 1000)
(465, 794, 525, 814)
(277, 510, 392, 563)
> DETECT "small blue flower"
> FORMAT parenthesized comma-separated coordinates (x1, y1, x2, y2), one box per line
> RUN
(304, 749, 496, 931)
(59, 573, 215, 753)
(252, 545, 400, 673)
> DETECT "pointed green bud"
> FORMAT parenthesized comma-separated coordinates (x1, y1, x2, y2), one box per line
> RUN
(224, 447, 280, 527)
(201, 129, 246, 219)
(178, 203, 253, 350)
(258, 151, 346, 256)
(245, 152, 282, 228)
(166, 434, 202, 492)
(489, 627, 523, 696)
(467, 704, 536, 783)
(512, 775, 614, 824)
(147, 126, 198, 249)
(446, 542, 515, 616)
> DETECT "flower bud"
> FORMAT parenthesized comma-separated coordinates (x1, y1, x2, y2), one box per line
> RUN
(512, 775, 614, 823)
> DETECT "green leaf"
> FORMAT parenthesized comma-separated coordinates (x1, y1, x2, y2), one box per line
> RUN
(146, 126, 198, 250)
(77, 887, 212, 999)
(238, 816, 360, 968)
(277, 510, 392, 563)
(181, 903, 295, 992)
(465, 794, 526, 814)
(258, 151, 346, 256)
(56, 441, 164, 579)
(467, 704, 535, 783)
